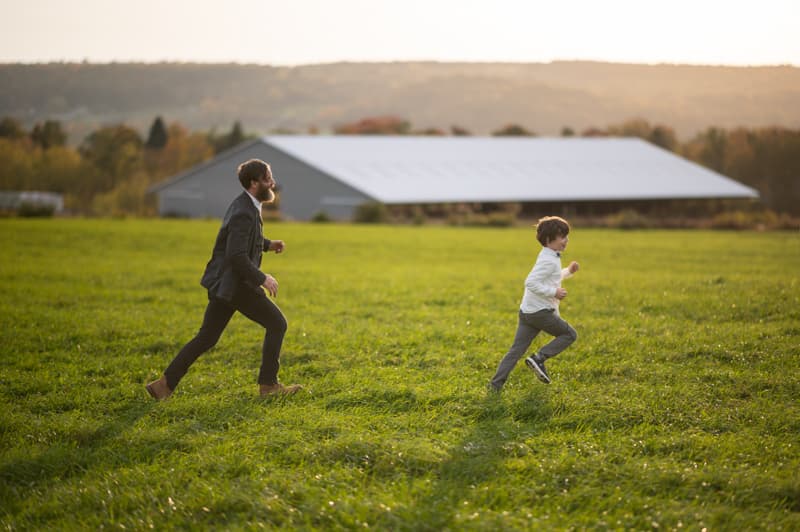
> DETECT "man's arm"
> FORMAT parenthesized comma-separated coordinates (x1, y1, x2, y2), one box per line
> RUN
(266, 239, 285, 253)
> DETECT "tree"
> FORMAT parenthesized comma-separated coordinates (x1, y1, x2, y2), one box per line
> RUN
(79, 124, 143, 192)
(697, 127, 727, 173)
(450, 125, 472, 136)
(581, 127, 608, 137)
(605, 118, 677, 151)
(334, 116, 411, 135)
(607, 118, 652, 139)
(30, 120, 67, 149)
(145, 116, 168, 150)
(561, 127, 575, 137)
(210, 121, 249, 154)
(150, 122, 214, 179)
(648, 125, 677, 151)
(229, 121, 245, 146)
(680, 126, 800, 216)
(414, 127, 446, 136)
(721, 128, 759, 188)
(752, 128, 800, 215)
(91, 173, 156, 217)
(0, 117, 26, 140)
(0, 138, 35, 189)
(492, 124, 535, 136)
(36, 146, 87, 194)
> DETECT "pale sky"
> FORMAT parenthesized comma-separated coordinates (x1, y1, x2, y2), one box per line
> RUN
(1, 0, 797, 66)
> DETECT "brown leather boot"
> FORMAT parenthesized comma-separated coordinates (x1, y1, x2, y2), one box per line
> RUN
(260, 383, 303, 397)
(145, 375, 173, 401)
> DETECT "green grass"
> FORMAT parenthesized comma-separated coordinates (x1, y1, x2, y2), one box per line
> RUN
(1, 218, 799, 530)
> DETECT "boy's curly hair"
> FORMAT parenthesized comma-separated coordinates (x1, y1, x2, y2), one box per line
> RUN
(536, 216, 570, 246)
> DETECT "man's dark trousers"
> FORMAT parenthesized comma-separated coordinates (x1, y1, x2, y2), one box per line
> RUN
(164, 289, 287, 390)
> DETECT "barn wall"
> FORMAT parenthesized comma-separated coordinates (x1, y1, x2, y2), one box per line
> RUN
(155, 142, 373, 220)
(262, 144, 372, 221)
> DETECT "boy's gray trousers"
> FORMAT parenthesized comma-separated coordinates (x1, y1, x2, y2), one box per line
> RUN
(490, 308, 577, 389)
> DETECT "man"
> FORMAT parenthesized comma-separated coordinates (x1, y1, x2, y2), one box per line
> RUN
(146, 159, 302, 400)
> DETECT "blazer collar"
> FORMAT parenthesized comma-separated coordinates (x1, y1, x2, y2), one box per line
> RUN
(243, 190, 262, 213)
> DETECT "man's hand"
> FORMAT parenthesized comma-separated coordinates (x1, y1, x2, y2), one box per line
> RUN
(568, 261, 580, 274)
(555, 287, 568, 300)
(262, 274, 278, 297)
(268, 240, 285, 254)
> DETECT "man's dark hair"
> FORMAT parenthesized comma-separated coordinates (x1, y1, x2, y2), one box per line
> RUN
(536, 216, 570, 246)
(237, 159, 269, 188)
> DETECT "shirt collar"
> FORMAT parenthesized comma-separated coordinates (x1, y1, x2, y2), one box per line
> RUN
(542, 247, 561, 258)
(244, 190, 262, 213)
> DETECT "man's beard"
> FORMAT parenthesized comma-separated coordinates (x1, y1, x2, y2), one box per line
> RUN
(255, 186, 275, 203)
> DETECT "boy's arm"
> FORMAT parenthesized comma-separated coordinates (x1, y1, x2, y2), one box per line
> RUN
(561, 261, 580, 280)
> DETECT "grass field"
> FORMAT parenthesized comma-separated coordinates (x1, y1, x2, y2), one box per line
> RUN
(1, 218, 799, 530)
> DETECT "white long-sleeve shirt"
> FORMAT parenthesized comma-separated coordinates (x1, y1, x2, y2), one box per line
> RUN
(520, 247, 573, 315)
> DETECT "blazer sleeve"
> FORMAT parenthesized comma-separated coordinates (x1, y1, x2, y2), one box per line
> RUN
(225, 210, 267, 288)
(262, 238, 271, 252)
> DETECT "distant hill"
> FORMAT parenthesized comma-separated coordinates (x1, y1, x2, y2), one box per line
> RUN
(1, 61, 799, 143)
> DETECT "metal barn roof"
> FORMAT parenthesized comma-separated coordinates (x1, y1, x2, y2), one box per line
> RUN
(264, 135, 758, 203)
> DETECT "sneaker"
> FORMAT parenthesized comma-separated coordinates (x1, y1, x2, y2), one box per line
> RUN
(525, 356, 551, 384)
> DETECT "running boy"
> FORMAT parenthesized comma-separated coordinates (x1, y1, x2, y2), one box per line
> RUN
(490, 216, 579, 390)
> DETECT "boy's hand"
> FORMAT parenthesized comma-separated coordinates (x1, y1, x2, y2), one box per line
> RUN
(555, 287, 568, 299)
(268, 240, 285, 254)
(568, 261, 579, 274)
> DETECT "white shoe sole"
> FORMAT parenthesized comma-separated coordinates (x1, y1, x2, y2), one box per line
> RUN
(525, 357, 551, 384)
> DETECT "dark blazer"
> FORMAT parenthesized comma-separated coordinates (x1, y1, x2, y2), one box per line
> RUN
(200, 192, 271, 302)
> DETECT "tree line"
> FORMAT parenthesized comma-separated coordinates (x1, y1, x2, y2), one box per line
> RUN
(0, 117, 249, 216)
(0, 115, 798, 216)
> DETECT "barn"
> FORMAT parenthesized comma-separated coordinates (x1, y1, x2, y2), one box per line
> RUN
(148, 136, 759, 220)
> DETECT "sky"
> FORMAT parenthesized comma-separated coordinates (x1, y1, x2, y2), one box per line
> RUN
(1, 0, 798, 66)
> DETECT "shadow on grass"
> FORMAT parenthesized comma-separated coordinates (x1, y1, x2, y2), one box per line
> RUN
(0, 399, 158, 493)
(396, 386, 553, 529)
(0, 391, 266, 493)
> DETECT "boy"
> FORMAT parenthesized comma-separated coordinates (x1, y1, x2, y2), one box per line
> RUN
(490, 216, 579, 390)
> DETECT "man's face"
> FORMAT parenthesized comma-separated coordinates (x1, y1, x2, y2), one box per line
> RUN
(252, 168, 276, 202)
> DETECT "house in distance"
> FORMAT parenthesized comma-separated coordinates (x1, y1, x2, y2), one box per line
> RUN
(149, 136, 759, 221)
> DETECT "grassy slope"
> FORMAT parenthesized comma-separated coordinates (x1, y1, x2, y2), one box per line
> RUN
(0, 219, 798, 530)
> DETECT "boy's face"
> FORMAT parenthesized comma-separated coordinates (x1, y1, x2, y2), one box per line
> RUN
(547, 233, 569, 253)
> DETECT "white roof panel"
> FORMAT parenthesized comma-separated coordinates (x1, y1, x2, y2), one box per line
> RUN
(263, 136, 758, 203)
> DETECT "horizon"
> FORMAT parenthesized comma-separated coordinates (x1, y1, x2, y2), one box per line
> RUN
(2, 59, 798, 69)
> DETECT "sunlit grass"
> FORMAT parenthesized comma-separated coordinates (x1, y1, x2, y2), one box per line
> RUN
(1, 219, 798, 529)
